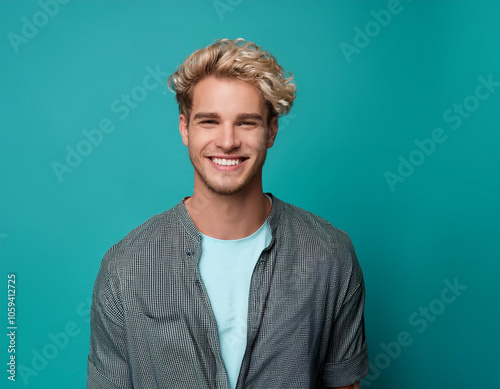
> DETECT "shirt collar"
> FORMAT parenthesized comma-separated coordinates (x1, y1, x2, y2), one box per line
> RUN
(172, 192, 283, 243)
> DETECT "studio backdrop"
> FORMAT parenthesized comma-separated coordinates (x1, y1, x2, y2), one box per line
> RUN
(1, 0, 499, 388)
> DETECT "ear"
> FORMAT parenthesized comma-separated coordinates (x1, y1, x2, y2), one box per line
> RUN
(266, 115, 279, 148)
(179, 114, 189, 147)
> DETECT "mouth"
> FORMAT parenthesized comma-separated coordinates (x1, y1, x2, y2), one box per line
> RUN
(208, 156, 248, 166)
(206, 156, 249, 171)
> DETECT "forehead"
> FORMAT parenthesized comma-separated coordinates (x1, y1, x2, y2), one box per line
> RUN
(191, 76, 266, 114)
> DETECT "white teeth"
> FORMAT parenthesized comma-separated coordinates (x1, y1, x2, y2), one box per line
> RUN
(212, 158, 241, 166)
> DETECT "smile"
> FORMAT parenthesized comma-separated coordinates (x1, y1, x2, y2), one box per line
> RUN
(210, 157, 245, 166)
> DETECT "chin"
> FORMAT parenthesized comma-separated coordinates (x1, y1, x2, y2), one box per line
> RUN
(205, 181, 247, 196)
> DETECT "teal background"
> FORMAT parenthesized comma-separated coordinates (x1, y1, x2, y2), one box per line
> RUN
(1, 0, 499, 388)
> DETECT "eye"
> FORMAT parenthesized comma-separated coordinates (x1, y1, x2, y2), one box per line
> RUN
(239, 121, 257, 126)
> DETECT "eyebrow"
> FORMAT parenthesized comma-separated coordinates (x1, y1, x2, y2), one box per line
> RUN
(236, 113, 264, 121)
(192, 112, 220, 120)
(192, 112, 264, 122)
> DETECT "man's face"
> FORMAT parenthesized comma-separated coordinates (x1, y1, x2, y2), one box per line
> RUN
(179, 75, 278, 196)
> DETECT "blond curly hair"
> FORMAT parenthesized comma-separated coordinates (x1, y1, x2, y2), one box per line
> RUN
(167, 38, 296, 123)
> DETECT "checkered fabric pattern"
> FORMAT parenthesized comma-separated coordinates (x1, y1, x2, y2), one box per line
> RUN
(87, 193, 369, 388)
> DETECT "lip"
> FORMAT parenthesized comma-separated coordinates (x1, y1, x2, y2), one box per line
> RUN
(206, 156, 248, 171)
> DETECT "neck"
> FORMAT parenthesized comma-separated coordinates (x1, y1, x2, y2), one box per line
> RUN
(184, 181, 271, 240)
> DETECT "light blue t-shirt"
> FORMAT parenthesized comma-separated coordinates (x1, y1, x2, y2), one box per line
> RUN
(198, 200, 272, 389)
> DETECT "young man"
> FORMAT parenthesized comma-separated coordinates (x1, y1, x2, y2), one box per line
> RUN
(87, 39, 368, 389)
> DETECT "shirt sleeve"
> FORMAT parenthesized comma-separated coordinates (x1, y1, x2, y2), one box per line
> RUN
(322, 236, 369, 388)
(87, 249, 132, 389)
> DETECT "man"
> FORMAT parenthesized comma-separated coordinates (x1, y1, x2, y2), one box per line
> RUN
(87, 38, 368, 389)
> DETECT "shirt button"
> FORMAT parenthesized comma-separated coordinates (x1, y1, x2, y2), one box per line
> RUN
(186, 251, 193, 256)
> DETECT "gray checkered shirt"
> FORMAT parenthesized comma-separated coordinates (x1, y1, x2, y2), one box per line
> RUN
(87, 193, 369, 388)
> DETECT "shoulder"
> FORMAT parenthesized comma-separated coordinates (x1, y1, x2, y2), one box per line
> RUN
(273, 197, 364, 299)
(277, 198, 354, 251)
(274, 197, 361, 281)
(91, 205, 183, 307)
(98, 205, 178, 271)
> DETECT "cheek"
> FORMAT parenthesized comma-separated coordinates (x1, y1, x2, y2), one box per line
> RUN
(245, 131, 268, 148)
(187, 131, 207, 149)
(255, 136, 269, 151)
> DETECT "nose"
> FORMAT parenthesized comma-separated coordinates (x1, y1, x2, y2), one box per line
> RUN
(215, 121, 241, 150)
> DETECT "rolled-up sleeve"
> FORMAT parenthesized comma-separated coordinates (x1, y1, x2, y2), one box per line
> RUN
(87, 250, 132, 389)
(322, 237, 369, 388)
